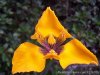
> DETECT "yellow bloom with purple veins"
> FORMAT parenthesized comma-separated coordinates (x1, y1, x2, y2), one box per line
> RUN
(12, 7, 98, 74)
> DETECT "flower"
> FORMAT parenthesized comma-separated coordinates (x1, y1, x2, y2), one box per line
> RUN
(12, 7, 98, 74)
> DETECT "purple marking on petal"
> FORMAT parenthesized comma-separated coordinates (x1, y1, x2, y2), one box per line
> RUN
(55, 41, 62, 48)
(40, 48, 49, 55)
(41, 42, 50, 50)
(40, 37, 65, 55)
(53, 43, 63, 54)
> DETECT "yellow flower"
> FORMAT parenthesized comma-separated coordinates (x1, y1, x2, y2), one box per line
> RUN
(12, 7, 98, 74)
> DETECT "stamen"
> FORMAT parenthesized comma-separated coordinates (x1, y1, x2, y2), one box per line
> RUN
(45, 49, 59, 60)
(58, 30, 72, 42)
(48, 35, 56, 45)
(58, 31, 66, 40)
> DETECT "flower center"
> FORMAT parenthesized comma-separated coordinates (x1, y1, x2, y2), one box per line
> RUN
(40, 35, 65, 60)
(32, 31, 73, 60)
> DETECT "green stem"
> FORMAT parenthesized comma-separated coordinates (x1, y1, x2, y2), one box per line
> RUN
(40, 60, 54, 75)
(34, 72, 37, 75)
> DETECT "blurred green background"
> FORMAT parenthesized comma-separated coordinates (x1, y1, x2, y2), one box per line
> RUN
(0, 0, 100, 75)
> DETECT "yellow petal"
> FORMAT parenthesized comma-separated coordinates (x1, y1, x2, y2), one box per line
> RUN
(59, 39, 98, 69)
(31, 7, 72, 39)
(12, 42, 45, 74)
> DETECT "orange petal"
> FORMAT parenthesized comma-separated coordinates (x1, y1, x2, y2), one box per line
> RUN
(31, 7, 72, 39)
(12, 42, 45, 74)
(59, 39, 98, 69)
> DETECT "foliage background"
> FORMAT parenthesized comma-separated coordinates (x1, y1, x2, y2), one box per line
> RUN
(0, 0, 100, 75)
